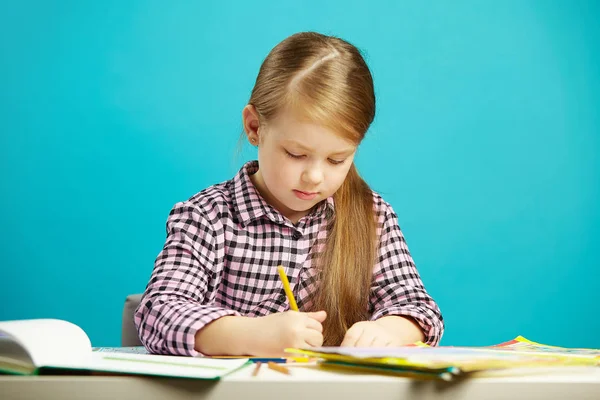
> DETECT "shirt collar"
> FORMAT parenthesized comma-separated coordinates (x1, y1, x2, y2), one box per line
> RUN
(231, 160, 335, 228)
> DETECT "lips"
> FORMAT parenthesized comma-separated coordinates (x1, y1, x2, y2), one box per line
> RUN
(293, 190, 318, 200)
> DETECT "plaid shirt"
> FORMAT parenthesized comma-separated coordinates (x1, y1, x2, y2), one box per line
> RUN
(135, 161, 444, 355)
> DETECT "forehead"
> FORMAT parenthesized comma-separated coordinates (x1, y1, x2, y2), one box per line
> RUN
(266, 110, 356, 151)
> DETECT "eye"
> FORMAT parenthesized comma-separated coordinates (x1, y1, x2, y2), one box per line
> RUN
(328, 158, 346, 165)
(285, 150, 304, 159)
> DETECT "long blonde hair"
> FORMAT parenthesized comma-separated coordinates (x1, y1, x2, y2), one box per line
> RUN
(245, 32, 377, 345)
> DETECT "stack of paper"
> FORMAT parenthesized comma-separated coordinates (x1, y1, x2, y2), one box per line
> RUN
(286, 336, 600, 381)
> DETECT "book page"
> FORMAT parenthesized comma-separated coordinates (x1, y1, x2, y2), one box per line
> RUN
(0, 319, 92, 367)
(49, 352, 249, 380)
(92, 346, 149, 354)
(0, 335, 37, 374)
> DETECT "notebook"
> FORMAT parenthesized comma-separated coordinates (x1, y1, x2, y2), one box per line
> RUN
(0, 318, 248, 379)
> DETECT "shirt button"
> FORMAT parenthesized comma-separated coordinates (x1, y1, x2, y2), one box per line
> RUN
(278, 293, 287, 302)
(292, 230, 302, 240)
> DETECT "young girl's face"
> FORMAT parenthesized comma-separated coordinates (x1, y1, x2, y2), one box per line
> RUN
(253, 110, 357, 223)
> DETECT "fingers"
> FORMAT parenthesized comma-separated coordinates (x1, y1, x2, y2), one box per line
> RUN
(279, 311, 325, 349)
(304, 329, 324, 348)
(341, 322, 395, 348)
(305, 310, 327, 322)
(340, 325, 362, 347)
(354, 331, 376, 348)
(305, 316, 323, 333)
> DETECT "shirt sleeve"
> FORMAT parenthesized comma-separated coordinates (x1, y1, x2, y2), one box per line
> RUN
(369, 204, 445, 346)
(134, 201, 239, 356)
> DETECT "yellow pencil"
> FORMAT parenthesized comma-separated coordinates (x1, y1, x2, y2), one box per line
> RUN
(277, 265, 298, 311)
(268, 361, 290, 375)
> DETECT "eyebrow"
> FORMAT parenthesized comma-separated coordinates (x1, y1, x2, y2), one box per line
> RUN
(285, 141, 355, 157)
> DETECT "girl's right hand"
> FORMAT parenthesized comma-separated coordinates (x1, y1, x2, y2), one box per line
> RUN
(248, 310, 326, 356)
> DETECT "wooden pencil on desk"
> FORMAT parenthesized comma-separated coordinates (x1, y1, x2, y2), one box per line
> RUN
(268, 361, 290, 375)
(252, 362, 262, 377)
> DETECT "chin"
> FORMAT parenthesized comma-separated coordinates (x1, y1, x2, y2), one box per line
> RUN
(286, 200, 315, 213)
(288, 203, 313, 213)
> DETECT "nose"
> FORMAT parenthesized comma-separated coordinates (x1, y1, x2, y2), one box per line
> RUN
(302, 164, 324, 186)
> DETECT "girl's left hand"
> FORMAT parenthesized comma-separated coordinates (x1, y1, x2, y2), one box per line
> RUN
(340, 321, 401, 347)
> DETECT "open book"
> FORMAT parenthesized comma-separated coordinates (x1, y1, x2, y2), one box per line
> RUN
(0, 319, 248, 379)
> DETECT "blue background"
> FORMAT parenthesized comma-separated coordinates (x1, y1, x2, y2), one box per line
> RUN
(1, 1, 598, 347)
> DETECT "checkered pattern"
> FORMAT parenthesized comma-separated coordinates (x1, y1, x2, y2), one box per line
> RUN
(135, 161, 444, 355)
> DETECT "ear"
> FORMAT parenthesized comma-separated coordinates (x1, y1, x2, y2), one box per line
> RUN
(242, 104, 261, 145)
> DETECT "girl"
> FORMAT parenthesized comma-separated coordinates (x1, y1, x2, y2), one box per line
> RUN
(135, 32, 444, 356)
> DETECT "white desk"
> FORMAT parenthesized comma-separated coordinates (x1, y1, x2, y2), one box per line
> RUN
(2, 363, 600, 400)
